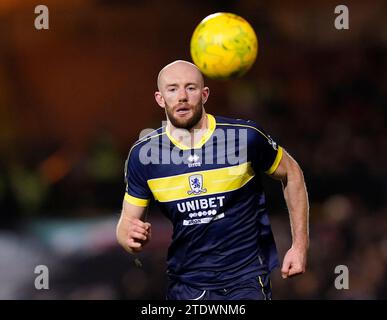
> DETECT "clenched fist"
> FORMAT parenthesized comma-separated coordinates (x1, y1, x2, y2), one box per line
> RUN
(117, 215, 152, 254)
(127, 217, 152, 252)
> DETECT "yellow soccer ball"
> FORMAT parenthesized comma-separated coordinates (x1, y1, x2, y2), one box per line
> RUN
(190, 12, 258, 80)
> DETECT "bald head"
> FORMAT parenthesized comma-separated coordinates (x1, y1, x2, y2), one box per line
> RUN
(157, 60, 204, 91)
(154, 59, 210, 130)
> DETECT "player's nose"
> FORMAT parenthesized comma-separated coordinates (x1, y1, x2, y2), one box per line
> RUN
(177, 88, 188, 102)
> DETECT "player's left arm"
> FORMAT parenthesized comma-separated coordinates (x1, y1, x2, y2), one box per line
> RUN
(269, 148, 310, 279)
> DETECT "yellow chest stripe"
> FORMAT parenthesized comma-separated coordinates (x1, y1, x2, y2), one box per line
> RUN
(147, 162, 255, 202)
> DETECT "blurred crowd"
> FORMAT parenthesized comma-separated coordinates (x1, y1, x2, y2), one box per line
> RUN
(0, 0, 386, 299)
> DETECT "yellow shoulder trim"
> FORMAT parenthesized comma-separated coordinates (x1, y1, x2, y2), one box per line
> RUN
(124, 193, 150, 207)
(265, 146, 283, 175)
(166, 114, 216, 150)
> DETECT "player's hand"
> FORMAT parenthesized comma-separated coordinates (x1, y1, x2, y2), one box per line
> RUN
(126, 217, 151, 253)
(281, 245, 307, 279)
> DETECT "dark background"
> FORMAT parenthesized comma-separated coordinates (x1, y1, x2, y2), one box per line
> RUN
(0, 0, 386, 299)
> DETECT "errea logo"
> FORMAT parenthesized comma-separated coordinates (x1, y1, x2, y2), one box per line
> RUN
(187, 153, 201, 168)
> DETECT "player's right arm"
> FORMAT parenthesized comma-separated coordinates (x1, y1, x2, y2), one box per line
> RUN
(116, 200, 151, 254)
(117, 143, 152, 254)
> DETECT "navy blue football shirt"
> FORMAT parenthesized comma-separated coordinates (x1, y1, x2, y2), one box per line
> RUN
(124, 114, 282, 289)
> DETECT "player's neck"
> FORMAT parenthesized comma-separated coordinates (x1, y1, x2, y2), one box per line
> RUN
(167, 112, 208, 149)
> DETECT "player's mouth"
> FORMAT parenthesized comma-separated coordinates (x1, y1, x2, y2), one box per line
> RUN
(175, 105, 192, 116)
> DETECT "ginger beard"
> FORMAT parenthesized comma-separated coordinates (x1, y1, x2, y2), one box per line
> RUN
(164, 101, 204, 130)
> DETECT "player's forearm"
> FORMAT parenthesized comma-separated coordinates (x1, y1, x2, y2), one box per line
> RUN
(282, 164, 309, 250)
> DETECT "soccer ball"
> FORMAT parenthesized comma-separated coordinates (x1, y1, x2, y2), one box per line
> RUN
(190, 12, 258, 80)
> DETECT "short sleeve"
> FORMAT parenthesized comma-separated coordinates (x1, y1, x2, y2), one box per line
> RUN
(124, 146, 151, 207)
(249, 122, 283, 174)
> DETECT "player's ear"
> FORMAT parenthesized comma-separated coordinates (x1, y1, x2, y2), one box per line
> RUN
(155, 91, 165, 108)
(202, 87, 210, 104)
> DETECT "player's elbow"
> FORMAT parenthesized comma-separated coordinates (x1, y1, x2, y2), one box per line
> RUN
(285, 167, 303, 193)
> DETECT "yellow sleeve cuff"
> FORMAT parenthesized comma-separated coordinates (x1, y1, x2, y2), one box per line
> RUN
(124, 193, 150, 207)
(265, 146, 283, 175)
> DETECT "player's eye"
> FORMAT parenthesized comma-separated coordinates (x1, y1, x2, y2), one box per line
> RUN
(187, 86, 196, 91)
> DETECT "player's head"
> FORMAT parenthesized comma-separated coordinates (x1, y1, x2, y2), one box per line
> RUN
(155, 60, 210, 130)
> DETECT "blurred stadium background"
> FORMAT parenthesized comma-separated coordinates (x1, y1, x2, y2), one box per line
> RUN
(0, 0, 386, 299)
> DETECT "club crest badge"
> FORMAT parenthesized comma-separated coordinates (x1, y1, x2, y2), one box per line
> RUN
(187, 174, 207, 195)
